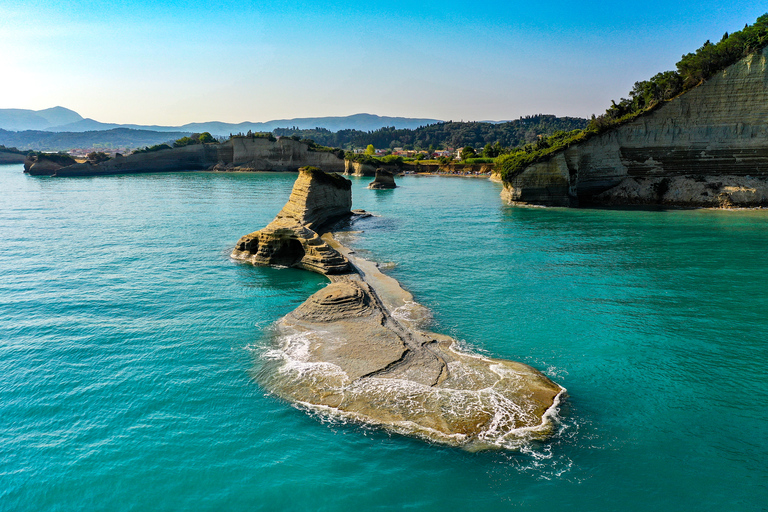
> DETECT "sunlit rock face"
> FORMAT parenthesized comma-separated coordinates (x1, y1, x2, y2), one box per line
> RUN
(503, 47, 768, 207)
(235, 169, 564, 450)
(231, 167, 352, 274)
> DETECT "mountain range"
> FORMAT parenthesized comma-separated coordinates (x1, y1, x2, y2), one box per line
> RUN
(0, 107, 443, 135)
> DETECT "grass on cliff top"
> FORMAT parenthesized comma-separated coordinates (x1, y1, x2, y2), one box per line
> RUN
(300, 166, 351, 190)
(498, 13, 768, 183)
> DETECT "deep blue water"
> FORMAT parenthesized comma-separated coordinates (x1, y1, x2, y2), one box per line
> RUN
(1, 164, 767, 511)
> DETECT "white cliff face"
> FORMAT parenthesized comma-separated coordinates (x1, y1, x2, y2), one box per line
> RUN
(226, 138, 344, 172)
(503, 47, 768, 207)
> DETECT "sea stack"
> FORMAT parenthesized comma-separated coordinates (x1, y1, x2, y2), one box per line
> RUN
(367, 168, 397, 189)
(231, 167, 352, 274)
(235, 169, 564, 450)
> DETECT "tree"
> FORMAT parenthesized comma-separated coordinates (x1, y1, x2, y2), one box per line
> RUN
(198, 132, 215, 144)
(460, 146, 476, 160)
(365, 144, 375, 155)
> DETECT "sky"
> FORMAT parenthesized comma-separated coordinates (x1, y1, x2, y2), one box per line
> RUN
(1, 0, 768, 126)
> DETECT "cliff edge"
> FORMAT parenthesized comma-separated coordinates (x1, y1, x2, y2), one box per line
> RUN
(503, 46, 768, 207)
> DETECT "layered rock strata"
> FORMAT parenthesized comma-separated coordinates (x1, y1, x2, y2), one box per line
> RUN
(237, 169, 564, 449)
(503, 47, 768, 207)
(231, 168, 352, 274)
(367, 169, 397, 189)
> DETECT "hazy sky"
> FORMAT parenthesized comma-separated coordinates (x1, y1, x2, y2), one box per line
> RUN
(2, 0, 767, 125)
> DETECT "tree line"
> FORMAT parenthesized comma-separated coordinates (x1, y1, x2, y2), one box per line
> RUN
(272, 115, 587, 151)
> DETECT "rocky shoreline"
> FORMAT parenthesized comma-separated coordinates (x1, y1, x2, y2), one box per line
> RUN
(233, 168, 564, 450)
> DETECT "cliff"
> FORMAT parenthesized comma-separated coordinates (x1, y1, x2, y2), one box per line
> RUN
(0, 150, 26, 164)
(231, 168, 352, 274)
(503, 46, 768, 207)
(49, 144, 219, 177)
(26, 137, 345, 177)
(216, 137, 344, 172)
(236, 169, 564, 450)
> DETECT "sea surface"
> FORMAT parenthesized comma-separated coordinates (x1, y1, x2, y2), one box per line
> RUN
(1, 163, 767, 511)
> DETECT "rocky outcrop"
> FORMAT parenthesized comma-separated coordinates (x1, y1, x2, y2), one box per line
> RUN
(239, 169, 564, 450)
(53, 144, 219, 177)
(503, 46, 768, 207)
(231, 168, 352, 274)
(367, 169, 397, 189)
(215, 138, 344, 172)
(26, 137, 345, 177)
(24, 153, 77, 175)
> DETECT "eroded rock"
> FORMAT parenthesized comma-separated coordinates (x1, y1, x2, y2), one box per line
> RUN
(235, 169, 564, 450)
(367, 168, 397, 189)
(231, 167, 352, 274)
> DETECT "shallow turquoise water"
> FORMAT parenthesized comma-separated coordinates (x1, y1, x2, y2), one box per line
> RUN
(1, 164, 767, 510)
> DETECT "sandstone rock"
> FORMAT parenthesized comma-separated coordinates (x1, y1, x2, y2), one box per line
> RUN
(503, 46, 768, 207)
(261, 241, 564, 450)
(239, 169, 565, 450)
(344, 160, 377, 176)
(367, 168, 397, 189)
(231, 167, 352, 274)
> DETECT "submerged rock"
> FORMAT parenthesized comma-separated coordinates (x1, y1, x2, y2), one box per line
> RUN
(367, 168, 397, 189)
(235, 168, 564, 449)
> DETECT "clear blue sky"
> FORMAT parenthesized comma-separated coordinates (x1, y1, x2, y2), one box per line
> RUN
(1, 0, 767, 125)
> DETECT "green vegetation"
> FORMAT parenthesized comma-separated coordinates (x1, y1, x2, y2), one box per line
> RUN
(230, 130, 276, 141)
(87, 151, 110, 163)
(272, 115, 587, 151)
(0, 145, 25, 155)
(345, 153, 406, 167)
(173, 132, 217, 148)
(460, 146, 476, 160)
(132, 143, 173, 154)
(498, 14, 768, 183)
(26, 151, 77, 166)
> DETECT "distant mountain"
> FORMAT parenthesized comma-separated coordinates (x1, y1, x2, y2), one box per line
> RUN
(42, 112, 443, 135)
(0, 107, 83, 131)
(0, 128, 190, 152)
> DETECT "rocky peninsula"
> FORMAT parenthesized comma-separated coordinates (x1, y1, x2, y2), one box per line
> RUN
(502, 46, 768, 207)
(24, 137, 345, 177)
(233, 168, 564, 450)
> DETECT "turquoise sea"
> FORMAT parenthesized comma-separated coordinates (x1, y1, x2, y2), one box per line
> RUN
(1, 163, 767, 511)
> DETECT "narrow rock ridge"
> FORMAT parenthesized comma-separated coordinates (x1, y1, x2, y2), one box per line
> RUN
(236, 169, 564, 450)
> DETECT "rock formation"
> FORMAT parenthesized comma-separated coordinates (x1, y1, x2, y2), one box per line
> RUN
(231, 167, 352, 274)
(344, 159, 378, 176)
(503, 47, 768, 207)
(237, 169, 564, 450)
(23, 153, 77, 175)
(25, 137, 344, 177)
(367, 168, 397, 189)
(0, 150, 26, 164)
